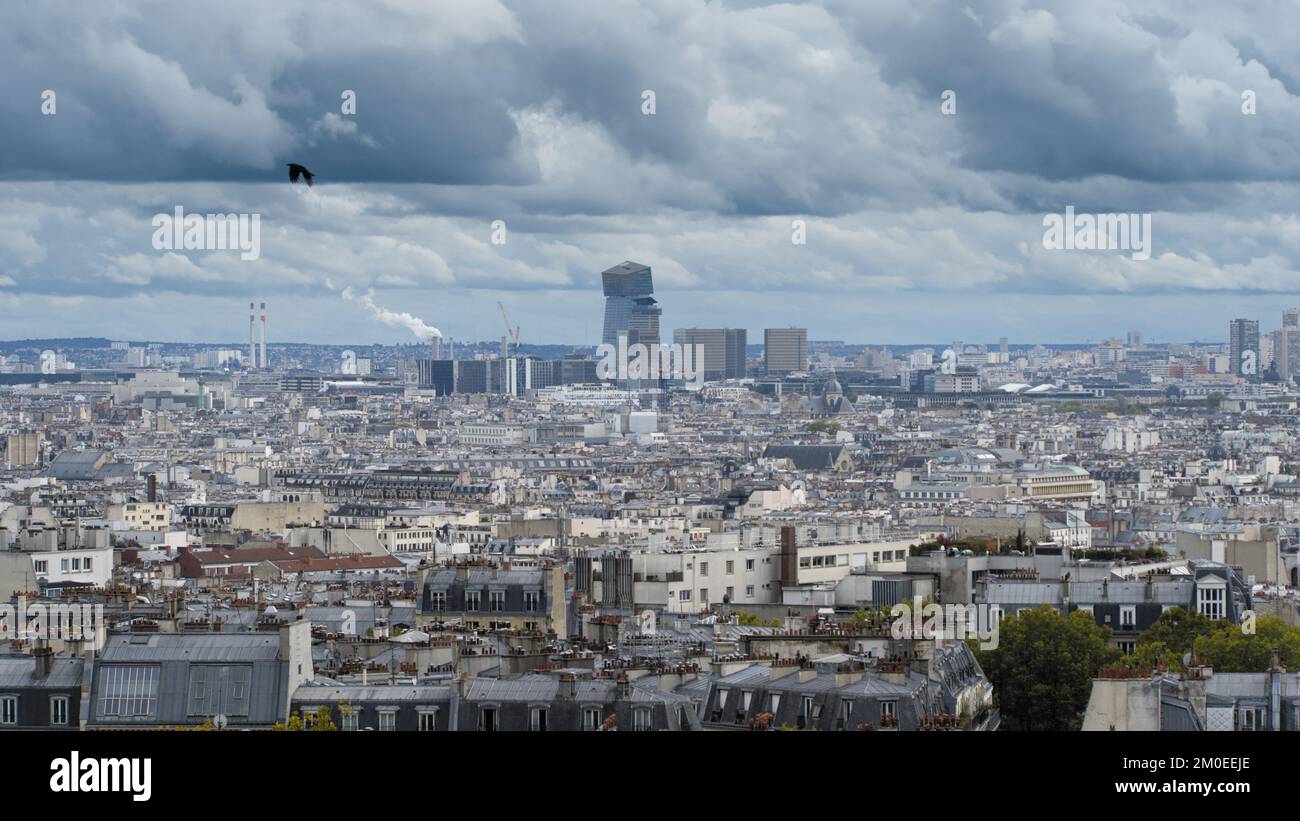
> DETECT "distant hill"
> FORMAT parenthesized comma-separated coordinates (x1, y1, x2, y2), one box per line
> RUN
(0, 337, 114, 352)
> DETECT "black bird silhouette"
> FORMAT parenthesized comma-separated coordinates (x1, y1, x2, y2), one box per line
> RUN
(286, 163, 315, 186)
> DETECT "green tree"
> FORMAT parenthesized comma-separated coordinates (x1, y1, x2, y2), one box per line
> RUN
(735, 611, 783, 628)
(274, 705, 338, 731)
(806, 421, 840, 437)
(974, 606, 1117, 731)
(1195, 616, 1300, 672)
(1126, 606, 1212, 671)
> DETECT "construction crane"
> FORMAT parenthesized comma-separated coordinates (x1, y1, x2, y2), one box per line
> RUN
(497, 301, 521, 357)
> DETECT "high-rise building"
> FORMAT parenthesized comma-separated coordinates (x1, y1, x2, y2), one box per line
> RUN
(1229, 318, 1260, 377)
(601, 261, 660, 347)
(417, 359, 456, 396)
(1273, 328, 1300, 382)
(1284, 308, 1300, 329)
(764, 328, 808, 376)
(672, 328, 747, 381)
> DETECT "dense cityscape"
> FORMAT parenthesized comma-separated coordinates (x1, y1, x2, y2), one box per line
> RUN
(1, 261, 1298, 737)
(8, 0, 1300, 803)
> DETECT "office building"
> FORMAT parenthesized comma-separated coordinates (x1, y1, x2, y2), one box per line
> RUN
(417, 359, 457, 396)
(1229, 318, 1260, 377)
(764, 327, 808, 376)
(672, 328, 747, 380)
(601, 261, 660, 347)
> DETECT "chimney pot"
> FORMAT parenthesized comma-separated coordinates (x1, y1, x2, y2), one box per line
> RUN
(33, 644, 53, 679)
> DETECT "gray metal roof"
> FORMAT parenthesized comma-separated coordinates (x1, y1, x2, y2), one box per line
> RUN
(294, 685, 451, 703)
(100, 632, 283, 662)
(0, 657, 84, 688)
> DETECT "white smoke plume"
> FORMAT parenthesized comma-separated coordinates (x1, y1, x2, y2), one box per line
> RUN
(342, 287, 442, 339)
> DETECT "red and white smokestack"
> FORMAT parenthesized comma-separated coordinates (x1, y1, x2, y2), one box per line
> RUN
(260, 302, 267, 371)
(249, 301, 257, 368)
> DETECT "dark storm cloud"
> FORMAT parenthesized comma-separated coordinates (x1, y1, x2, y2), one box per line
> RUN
(3, 0, 1300, 344)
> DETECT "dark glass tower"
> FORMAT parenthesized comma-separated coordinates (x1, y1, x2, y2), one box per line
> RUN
(602, 261, 660, 346)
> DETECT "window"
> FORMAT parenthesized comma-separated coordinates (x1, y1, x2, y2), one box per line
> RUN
(84, 558, 93, 571)
(418, 710, 437, 731)
(465, 591, 481, 611)
(342, 711, 359, 731)
(524, 591, 539, 612)
(633, 708, 652, 731)
(841, 699, 853, 726)
(679, 590, 691, 602)
(725, 560, 734, 574)
(0, 695, 16, 725)
(746, 559, 755, 571)
(1198, 586, 1226, 620)
(378, 710, 396, 731)
(1120, 606, 1136, 629)
(187, 665, 252, 717)
(699, 589, 708, 604)
(430, 591, 447, 611)
(489, 590, 505, 612)
(480, 707, 498, 732)
(583, 708, 602, 731)
(530, 707, 548, 731)
(1240, 707, 1263, 732)
(33, 560, 47, 574)
(71, 558, 81, 571)
(880, 700, 896, 720)
(725, 586, 734, 602)
(699, 562, 709, 577)
(738, 690, 752, 724)
(745, 585, 755, 597)
(99, 666, 159, 719)
(769, 693, 781, 714)
(60, 559, 69, 572)
(50, 696, 68, 726)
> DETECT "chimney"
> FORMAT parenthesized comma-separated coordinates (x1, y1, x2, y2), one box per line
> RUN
(249, 301, 257, 367)
(778, 525, 798, 585)
(259, 302, 268, 371)
(147, 474, 157, 503)
(769, 660, 802, 681)
(33, 644, 53, 679)
(558, 672, 577, 699)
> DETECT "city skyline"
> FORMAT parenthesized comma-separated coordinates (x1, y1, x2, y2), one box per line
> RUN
(8, 1, 1300, 772)
(6, 2, 1300, 343)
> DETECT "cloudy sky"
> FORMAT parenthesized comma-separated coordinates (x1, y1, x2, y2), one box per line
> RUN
(3, 0, 1300, 346)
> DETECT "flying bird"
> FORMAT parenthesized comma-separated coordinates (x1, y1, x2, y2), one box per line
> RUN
(286, 163, 315, 186)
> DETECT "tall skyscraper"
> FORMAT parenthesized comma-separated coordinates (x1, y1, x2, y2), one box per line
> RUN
(1229, 318, 1260, 377)
(601, 261, 660, 347)
(1284, 308, 1300, 329)
(1273, 327, 1300, 382)
(672, 328, 747, 380)
(764, 327, 808, 376)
